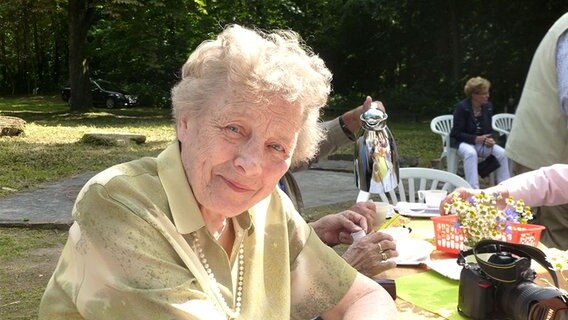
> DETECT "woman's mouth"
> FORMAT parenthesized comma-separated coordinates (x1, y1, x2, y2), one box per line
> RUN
(222, 176, 254, 193)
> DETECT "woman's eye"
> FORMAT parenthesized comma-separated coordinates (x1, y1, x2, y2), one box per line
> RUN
(226, 125, 240, 134)
(269, 144, 284, 152)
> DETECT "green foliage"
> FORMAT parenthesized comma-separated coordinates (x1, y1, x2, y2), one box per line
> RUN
(3, 0, 568, 115)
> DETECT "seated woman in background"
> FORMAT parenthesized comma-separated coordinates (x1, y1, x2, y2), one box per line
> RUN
(450, 76, 510, 188)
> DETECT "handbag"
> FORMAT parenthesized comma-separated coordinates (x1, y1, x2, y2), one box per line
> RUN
(478, 154, 500, 178)
(477, 147, 500, 178)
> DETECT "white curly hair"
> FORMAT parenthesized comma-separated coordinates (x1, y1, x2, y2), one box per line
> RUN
(171, 24, 332, 167)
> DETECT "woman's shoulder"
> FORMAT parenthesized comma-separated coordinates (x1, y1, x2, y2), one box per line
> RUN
(453, 99, 471, 115)
(454, 98, 471, 109)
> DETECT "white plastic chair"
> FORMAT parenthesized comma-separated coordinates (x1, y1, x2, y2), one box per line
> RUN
(430, 115, 458, 174)
(356, 167, 471, 204)
(492, 113, 514, 137)
(430, 114, 496, 185)
(492, 113, 515, 175)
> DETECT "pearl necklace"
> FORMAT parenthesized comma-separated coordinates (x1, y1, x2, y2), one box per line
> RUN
(191, 232, 245, 319)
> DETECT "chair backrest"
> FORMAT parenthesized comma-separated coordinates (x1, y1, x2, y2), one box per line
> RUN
(430, 114, 454, 158)
(375, 167, 471, 204)
(492, 113, 515, 136)
(430, 115, 453, 136)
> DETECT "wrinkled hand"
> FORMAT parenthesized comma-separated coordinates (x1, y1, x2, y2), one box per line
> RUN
(439, 187, 478, 215)
(439, 186, 509, 214)
(348, 201, 377, 233)
(310, 211, 368, 247)
(342, 96, 386, 133)
(363, 95, 386, 112)
(342, 231, 398, 277)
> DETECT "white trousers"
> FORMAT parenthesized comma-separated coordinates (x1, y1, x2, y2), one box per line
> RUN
(457, 142, 510, 188)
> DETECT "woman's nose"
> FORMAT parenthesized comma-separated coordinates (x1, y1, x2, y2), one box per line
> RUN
(234, 140, 262, 175)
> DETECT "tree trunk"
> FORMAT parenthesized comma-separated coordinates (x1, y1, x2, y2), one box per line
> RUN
(68, 0, 96, 113)
(447, 0, 460, 83)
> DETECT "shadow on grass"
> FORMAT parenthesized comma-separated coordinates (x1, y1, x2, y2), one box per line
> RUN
(1, 95, 172, 127)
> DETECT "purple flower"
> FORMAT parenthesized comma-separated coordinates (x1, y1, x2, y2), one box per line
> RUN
(504, 207, 519, 221)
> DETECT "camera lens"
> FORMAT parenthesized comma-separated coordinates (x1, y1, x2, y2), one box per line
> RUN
(500, 281, 567, 320)
(488, 252, 517, 265)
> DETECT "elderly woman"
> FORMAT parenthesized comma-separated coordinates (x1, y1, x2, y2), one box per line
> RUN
(450, 76, 510, 188)
(38, 25, 396, 319)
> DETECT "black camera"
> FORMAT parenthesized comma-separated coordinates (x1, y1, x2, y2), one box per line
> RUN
(457, 239, 568, 320)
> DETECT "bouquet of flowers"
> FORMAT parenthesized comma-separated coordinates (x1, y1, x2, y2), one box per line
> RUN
(443, 191, 533, 247)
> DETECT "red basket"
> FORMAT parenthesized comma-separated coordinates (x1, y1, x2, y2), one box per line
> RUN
(430, 215, 545, 255)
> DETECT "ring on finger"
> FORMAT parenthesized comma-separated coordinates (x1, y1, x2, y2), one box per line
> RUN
(377, 243, 383, 253)
(381, 252, 388, 261)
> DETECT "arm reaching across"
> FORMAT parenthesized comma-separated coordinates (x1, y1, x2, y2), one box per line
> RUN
(440, 164, 568, 213)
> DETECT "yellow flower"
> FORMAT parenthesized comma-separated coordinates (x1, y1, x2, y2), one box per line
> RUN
(452, 191, 532, 247)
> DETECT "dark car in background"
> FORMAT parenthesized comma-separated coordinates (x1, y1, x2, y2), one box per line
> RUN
(61, 79, 138, 108)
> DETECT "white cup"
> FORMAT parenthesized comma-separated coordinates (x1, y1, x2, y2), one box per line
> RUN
(372, 202, 390, 228)
(417, 190, 448, 208)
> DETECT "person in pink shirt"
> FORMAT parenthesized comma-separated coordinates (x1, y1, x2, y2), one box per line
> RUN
(440, 164, 568, 211)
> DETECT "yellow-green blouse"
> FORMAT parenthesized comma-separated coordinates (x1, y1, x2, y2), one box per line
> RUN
(39, 142, 357, 319)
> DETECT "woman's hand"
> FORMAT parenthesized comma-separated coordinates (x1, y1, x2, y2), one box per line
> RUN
(474, 134, 492, 145)
(309, 210, 368, 246)
(439, 186, 510, 214)
(348, 201, 377, 233)
(484, 136, 496, 147)
(439, 187, 478, 215)
(342, 231, 398, 277)
(342, 96, 386, 134)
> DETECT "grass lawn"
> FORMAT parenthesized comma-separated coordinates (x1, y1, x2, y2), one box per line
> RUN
(0, 95, 441, 198)
(0, 96, 176, 198)
(0, 95, 441, 318)
(0, 228, 68, 319)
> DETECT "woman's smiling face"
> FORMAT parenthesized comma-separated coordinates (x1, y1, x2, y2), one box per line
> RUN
(176, 95, 302, 218)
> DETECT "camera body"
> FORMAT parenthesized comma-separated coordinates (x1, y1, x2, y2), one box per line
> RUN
(458, 252, 566, 320)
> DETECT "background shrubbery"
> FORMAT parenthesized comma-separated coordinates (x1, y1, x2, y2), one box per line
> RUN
(1, 1, 567, 114)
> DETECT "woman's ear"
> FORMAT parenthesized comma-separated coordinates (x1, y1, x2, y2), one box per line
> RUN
(176, 110, 191, 140)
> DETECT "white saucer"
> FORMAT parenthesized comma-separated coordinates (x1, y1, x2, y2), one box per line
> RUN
(394, 202, 441, 217)
(395, 201, 427, 212)
(389, 238, 434, 265)
(398, 210, 440, 218)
